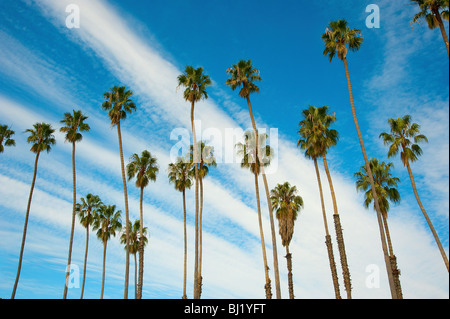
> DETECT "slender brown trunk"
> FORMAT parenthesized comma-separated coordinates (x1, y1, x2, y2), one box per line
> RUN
(11, 152, 41, 299)
(137, 186, 144, 299)
(191, 100, 200, 299)
(381, 210, 394, 257)
(322, 154, 352, 299)
(100, 240, 107, 299)
(182, 189, 188, 299)
(285, 245, 294, 299)
(314, 158, 341, 299)
(134, 253, 137, 299)
(381, 210, 403, 299)
(80, 210, 90, 299)
(246, 95, 281, 299)
(198, 175, 203, 298)
(254, 172, 272, 299)
(405, 161, 449, 271)
(434, 9, 449, 57)
(63, 142, 77, 299)
(343, 57, 398, 298)
(117, 121, 130, 299)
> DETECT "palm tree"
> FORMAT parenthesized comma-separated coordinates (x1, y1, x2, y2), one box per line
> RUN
(354, 158, 403, 298)
(226, 59, 281, 299)
(188, 141, 216, 298)
(126, 150, 158, 298)
(297, 105, 352, 298)
(270, 182, 303, 299)
(120, 220, 148, 299)
(93, 204, 122, 299)
(297, 106, 341, 299)
(60, 109, 90, 299)
(76, 193, 102, 299)
(380, 115, 449, 271)
(11, 123, 56, 299)
(102, 85, 136, 298)
(411, 0, 450, 57)
(322, 19, 398, 298)
(236, 131, 273, 299)
(0, 124, 15, 153)
(177, 66, 211, 299)
(168, 157, 193, 299)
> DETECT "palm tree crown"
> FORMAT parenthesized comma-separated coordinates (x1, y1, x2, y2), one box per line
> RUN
(177, 66, 212, 103)
(379, 115, 428, 166)
(127, 150, 159, 188)
(60, 110, 90, 143)
(322, 19, 363, 62)
(411, 0, 449, 29)
(0, 124, 16, 153)
(297, 105, 338, 159)
(25, 122, 56, 154)
(354, 158, 401, 217)
(77, 194, 102, 229)
(102, 86, 137, 126)
(168, 157, 194, 193)
(270, 182, 304, 247)
(236, 131, 273, 175)
(93, 204, 122, 243)
(225, 59, 262, 98)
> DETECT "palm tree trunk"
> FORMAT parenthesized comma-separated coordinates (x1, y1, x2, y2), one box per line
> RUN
(434, 9, 449, 57)
(191, 100, 200, 299)
(254, 172, 272, 299)
(381, 211, 403, 299)
(405, 161, 449, 271)
(285, 245, 294, 299)
(63, 142, 77, 299)
(80, 211, 90, 299)
(198, 175, 204, 298)
(137, 186, 144, 299)
(117, 121, 130, 299)
(343, 57, 398, 298)
(182, 189, 188, 299)
(314, 158, 341, 299)
(134, 253, 138, 299)
(101, 240, 107, 299)
(322, 154, 352, 298)
(11, 151, 40, 299)
(246, 95, 281, 299)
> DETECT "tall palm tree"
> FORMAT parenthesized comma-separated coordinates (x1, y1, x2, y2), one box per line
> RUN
(120, 220, 148, 299)
(93, 204, 122, 299)
(168, 157, 193, 299)
(226, 59, 281, 299)
(177, 66, 211, 299)
(126, 150, 158, 299)
(188, 141, 216, 298)
(11, 123, 56, 299)
(0, 124, 15, 153)
(60, 109, 90, 299)
(322, 19, 398, 298)
(297, 105, 352, 298)
(354, 158, 403, 298)
(380, 115, 449, 271)
(270, 182, 303, 299)
(236, 131, 273, 299)
(297, 106, 341, 299)
(102, 85, 136, 298)
(411, 0, 450, 57)
(76, 193, 102, 299)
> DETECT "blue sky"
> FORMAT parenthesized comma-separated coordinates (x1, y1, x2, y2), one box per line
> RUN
(0, 0, 448, 299)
